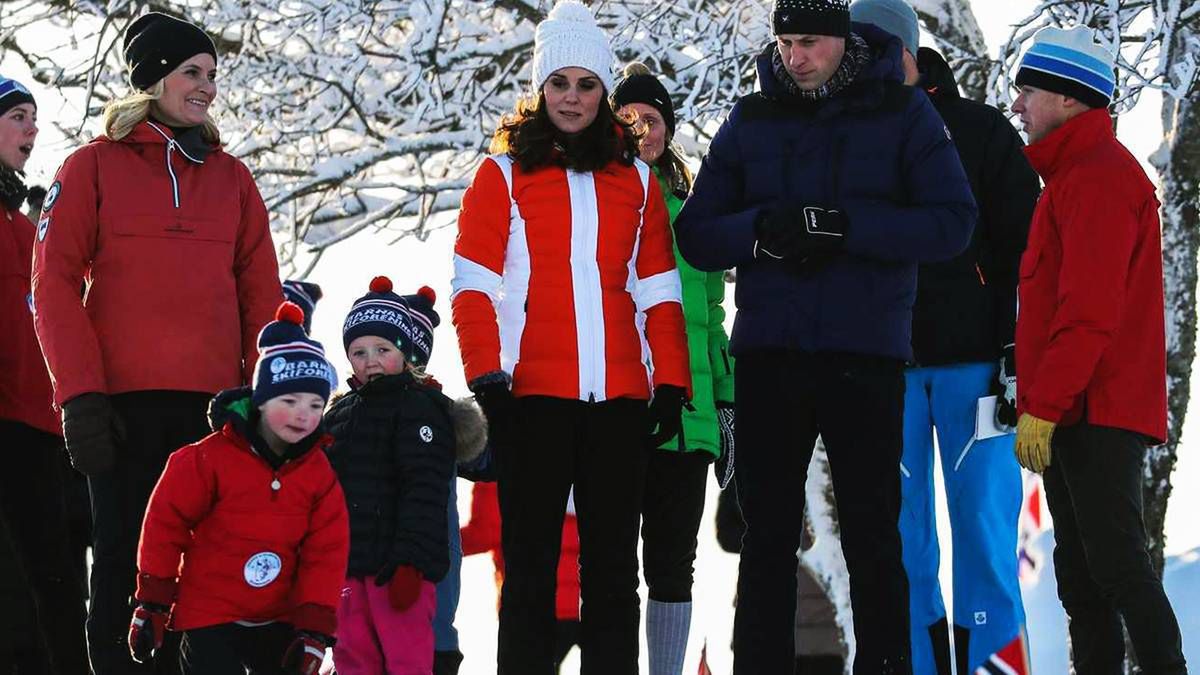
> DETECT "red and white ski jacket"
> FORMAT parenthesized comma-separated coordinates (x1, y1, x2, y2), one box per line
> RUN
(451, 155, 690, 401)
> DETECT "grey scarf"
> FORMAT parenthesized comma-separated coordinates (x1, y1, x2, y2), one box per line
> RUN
(772, 33, 871, 102)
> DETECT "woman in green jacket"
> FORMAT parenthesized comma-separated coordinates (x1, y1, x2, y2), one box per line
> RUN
(613, 62, 735, 675)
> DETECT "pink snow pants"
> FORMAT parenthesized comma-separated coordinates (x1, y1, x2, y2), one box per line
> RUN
(333, 576, 437, 675)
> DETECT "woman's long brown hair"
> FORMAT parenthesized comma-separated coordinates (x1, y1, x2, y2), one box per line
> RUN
(490, 91, 641, 173)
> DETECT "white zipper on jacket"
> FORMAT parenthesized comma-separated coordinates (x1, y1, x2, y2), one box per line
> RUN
(145, 122, 205, 209)
(165, 143, 180, 208)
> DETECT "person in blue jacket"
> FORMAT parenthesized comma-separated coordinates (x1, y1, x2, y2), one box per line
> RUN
(848, 3, 1040, 674)
(674, 0, 976, 672)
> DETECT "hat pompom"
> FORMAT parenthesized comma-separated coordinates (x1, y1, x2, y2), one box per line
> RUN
(548, 0, 595, 23)
(417, 286, 436, 304)
(370, 276, 393, 293)
(276, 301, 305, 325)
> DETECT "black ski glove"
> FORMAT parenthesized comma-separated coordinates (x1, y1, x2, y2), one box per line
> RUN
(470, 371, 517, 451)
(714, 402, 735, 489)
(62, 392, 125, 476)
(993, 345, 1018, 432)
(647, 385, 687, 447)
(753, 205, 847, 263)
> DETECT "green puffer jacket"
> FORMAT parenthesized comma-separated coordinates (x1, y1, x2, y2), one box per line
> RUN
(656, 168, 735, 458)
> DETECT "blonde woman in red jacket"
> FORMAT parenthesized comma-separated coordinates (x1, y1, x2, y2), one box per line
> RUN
(0, 74, 90, 675)
(31, 13, 281, 674)
(451, 3, 689, 673)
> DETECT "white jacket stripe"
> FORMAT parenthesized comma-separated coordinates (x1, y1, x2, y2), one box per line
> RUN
(566, 168, 607, 401)
(493, 155, 530, 377)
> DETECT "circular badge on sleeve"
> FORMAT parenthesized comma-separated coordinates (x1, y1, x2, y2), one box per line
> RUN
(243, 552, 282, 588)
(41, 181, 60, 213)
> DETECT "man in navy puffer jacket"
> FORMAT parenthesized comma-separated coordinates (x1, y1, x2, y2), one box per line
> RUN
(675, 1, 976, 673)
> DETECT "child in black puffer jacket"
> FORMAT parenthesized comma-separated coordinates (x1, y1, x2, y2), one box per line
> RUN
(324, 276, 478, 675)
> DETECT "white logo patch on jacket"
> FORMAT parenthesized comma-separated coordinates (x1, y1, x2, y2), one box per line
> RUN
(419, 425, 433, 443)
(243, 552, 282, 588)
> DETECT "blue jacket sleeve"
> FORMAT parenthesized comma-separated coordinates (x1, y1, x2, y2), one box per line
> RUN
(674, 102, 763, 272)
(842, 91, 977, 263)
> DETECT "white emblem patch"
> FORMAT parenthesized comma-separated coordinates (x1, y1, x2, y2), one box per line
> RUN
(419, 425, 433, 443)
(244, 552, 282, 588)
(36, 216, 49, 242)
(41, 181, 60, 212)
(270, 356, 288, 374)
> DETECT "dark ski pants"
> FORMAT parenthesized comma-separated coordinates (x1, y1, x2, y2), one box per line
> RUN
(179, 623, 293, 675)
(732, 350, 911, 675)
(1043, 422, 1187, 675)
(87, 391, 211, 675)
(0, 419, 89, 675)
(642, 448, 708, 603)
(496, 396, 648, 675)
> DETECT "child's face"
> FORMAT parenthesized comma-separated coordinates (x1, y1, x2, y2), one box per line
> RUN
(259, 392, 326, 445)
(347, 335, 408, 383)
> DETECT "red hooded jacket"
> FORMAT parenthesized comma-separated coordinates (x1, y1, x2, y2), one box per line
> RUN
(1017, 108, 1167, 443)
(31, 121, 281, 406)
(135, 389, 349, 634)
(460, 481, 580, 621)
(1, 206, 57, 434)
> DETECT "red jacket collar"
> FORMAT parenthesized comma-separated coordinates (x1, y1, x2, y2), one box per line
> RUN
(1023, 108, 1113, 183)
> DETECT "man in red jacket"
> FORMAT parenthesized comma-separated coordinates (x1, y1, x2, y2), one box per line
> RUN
(1012, 25, 1186, 673)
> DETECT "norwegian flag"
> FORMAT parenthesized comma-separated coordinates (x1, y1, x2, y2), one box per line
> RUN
(975, 635, 1030, 675)
(1017, 472, 1051, 582)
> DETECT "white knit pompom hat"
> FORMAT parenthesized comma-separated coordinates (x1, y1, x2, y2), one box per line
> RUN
(531, 1, 615, 94)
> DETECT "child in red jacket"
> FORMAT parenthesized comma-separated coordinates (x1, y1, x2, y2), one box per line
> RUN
(128, 302, 349, 675)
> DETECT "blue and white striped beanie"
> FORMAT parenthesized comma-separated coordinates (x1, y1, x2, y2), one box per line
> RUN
(342, 276, 440, 368)
(252, 302, 336, 406)
(1015, 26, 1116, 109)
(282, 280, 323, 334)
(0, 76, 35, 117)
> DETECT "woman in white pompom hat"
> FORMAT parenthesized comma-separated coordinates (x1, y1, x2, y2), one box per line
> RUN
(451, 2, 691, 673)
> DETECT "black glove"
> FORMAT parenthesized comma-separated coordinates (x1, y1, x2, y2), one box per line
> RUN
(470, 371, 517, 450)
(127, 602, 169, 664)
(281, 630, 330, 675)
(62, 392, 125, 476)
(993, 345, 1018, 432)
(714, 402, 735, 489)
(647, 385, 686, 447)
(753, 205, 846, 262)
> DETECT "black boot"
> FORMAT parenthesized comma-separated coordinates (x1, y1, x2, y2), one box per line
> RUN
(434, 650, 464, 675)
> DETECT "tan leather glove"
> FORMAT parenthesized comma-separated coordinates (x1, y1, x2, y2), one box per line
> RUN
(1015, 413, 1057, 473)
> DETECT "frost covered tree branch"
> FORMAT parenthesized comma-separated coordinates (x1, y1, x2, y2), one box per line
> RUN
(0, 0, 779, 276)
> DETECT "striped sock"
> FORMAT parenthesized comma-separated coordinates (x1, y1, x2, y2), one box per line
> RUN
(647, 599, 692, 675)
